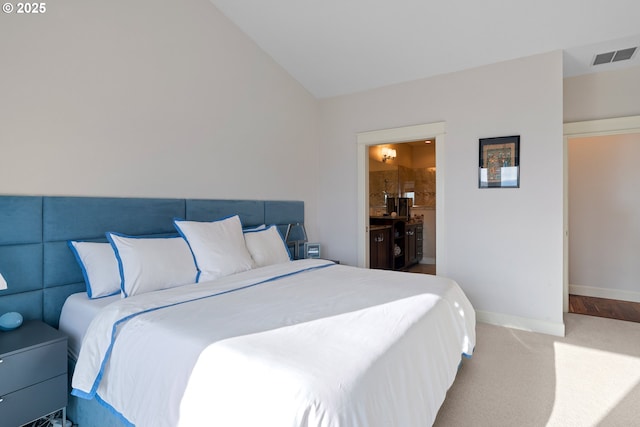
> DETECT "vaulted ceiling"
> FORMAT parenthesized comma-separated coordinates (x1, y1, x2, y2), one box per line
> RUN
(210, 0, 640, 98)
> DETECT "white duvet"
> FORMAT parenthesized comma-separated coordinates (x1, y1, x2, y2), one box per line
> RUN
(72, 259, 475, 427)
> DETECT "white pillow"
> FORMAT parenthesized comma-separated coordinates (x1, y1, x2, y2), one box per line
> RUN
(106, 233, 198, 297)
(243, 224, 266, 232)
(68, 241, 121, 299)
(174, 215, 254, 282)
(244, 225, 291, 267)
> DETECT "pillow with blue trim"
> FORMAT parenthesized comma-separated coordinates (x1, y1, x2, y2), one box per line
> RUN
(174, 215, 254, 282)
(244, 225, 291, 267)
(106, 233, 198, 297)
(68, 241, 121, 299)
(243, 224, 266, 232)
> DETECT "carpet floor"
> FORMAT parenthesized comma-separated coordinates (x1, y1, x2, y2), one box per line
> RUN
(434, 313, 640, 427)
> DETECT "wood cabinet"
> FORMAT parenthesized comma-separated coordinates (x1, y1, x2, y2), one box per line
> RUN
(0, 321, 68, 427)
(406, 223, 417, 265)
(370, 225, 392, 269)
(392, 220, 406, 270)
(415, 223, 424, 263)
(370, 217, 423, 270)
(405, 222, 423, 266)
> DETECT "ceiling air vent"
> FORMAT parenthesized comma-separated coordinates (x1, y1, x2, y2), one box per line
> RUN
(593, 47, 637, 66)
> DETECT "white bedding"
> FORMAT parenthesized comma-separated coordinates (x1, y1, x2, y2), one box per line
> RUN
(72, 259, 475, 427)
(59, 292, 121, 359)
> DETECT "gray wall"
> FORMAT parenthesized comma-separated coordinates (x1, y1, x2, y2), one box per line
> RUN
(318, 52, 565, 334)
(564, 65, 640, 122)
(0, 0, 320, 237)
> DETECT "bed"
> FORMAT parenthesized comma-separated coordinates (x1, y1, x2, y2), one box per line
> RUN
(0, 196, 475, 427)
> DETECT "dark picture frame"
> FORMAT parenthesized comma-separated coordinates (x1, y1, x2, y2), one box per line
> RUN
(479, 135, 520, 188)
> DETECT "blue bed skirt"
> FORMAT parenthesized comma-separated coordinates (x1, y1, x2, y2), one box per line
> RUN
(67, 358, 131, 427)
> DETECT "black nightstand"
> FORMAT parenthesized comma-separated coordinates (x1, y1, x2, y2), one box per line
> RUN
(0, 320, 68, 427)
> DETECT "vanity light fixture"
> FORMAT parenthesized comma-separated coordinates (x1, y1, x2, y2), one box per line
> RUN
(381, 148, 396, 163)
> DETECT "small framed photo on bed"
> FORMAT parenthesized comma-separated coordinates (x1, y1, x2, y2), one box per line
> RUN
(479, 135, 520, 188)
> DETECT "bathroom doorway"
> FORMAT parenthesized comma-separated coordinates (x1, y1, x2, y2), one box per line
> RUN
(368, 140, 436, 273)
(356, 121, 446, 272)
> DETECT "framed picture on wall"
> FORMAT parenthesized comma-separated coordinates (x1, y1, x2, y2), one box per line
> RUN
(479, 135, 520, 188)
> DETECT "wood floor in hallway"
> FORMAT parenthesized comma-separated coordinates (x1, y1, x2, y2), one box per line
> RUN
(569, 294, 640, 323)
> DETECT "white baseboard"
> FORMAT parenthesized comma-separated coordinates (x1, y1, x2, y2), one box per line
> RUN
(476, 310, 565, 337)
(419, 257, 435, 264)
(569, 284, 640, 303)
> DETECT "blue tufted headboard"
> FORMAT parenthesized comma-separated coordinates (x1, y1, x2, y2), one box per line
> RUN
(0, 196, 304, 328)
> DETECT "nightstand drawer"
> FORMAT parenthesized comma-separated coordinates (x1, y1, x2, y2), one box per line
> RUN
(0, 373, 67, 427)
(0, 340, 67, 395)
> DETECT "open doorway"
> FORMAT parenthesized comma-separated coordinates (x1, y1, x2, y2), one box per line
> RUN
(564, 115, 640, 322)
(368, 140, 436, 274)
(356, 122, 446, 271)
